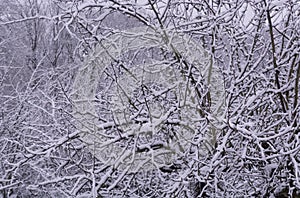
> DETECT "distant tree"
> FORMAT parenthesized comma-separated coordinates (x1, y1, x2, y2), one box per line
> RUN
(0, 0, 81, 197)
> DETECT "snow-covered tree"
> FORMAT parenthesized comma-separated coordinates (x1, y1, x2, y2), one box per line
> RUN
(0, 0, 299, 197)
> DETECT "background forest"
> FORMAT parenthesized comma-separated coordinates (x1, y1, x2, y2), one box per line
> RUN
(0, 0, 299, 197)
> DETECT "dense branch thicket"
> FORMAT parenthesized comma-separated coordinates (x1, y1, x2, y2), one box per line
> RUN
(0, 0, 299, 197)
